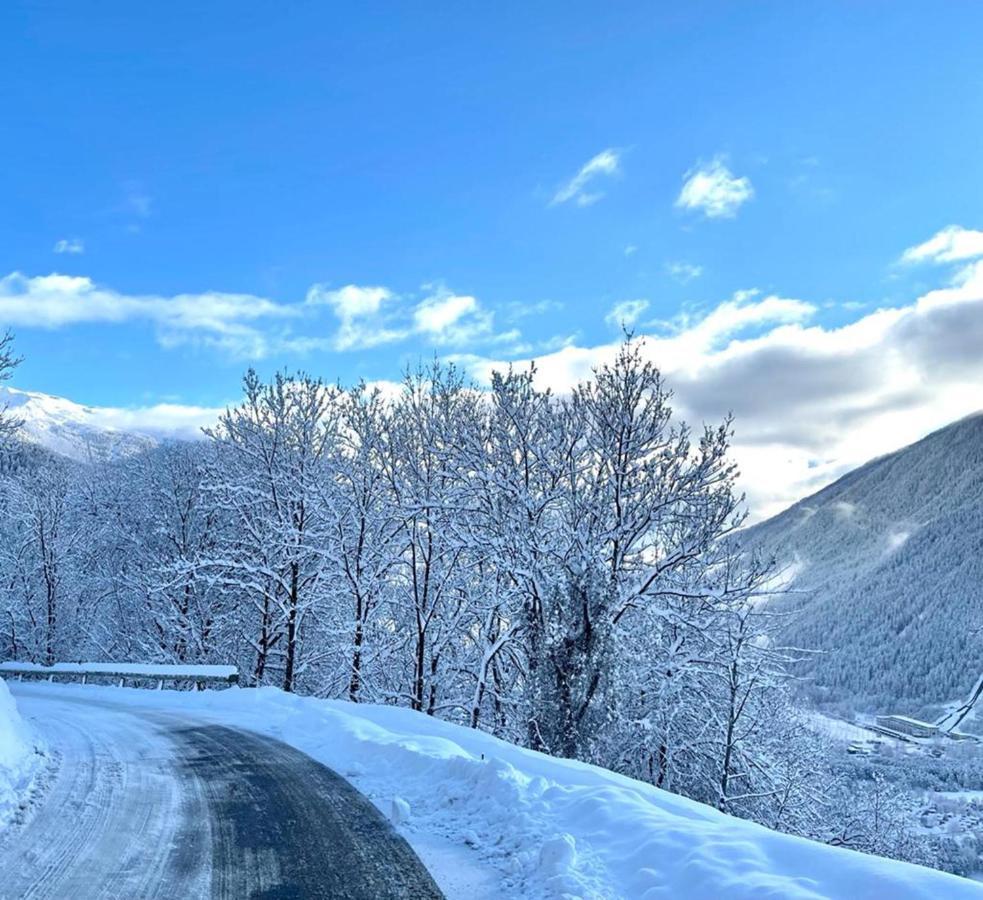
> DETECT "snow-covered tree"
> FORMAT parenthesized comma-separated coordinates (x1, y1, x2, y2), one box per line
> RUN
(0, 459, 82, 664)
(203, 370, 340, 691)
(320, 383, 404, 702)
(0, 330, 22, 444)
(115, 442, 230, 663)
(379, 362, 484, 715)
(522, 342, 748, 759)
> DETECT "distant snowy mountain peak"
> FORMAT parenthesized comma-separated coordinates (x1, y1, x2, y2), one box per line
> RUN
(0, 386, 157, 462)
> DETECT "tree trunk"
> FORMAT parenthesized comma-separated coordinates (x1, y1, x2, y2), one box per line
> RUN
(254, 595, 272, 684)
(348, 604, 364, 702)
(283, 561, 299, 693)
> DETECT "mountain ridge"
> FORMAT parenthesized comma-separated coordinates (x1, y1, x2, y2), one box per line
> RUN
(742, 411, 983, 715)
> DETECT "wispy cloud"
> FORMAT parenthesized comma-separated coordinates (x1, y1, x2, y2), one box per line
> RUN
(551, 149, 621, 207)
(676, 157, 753, 219)
(901, 225, 983, 264)
(665, 261, 703, 284)
(112, 182, 154, 233)
(123, 183, 152, 219)
(305, 284, 403, 350)
(53, 238, 84, 255)
(604, 299, 649, 329)
(502, 299, 563, 323)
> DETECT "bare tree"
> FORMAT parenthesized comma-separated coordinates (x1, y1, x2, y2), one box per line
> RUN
(380, 362, 483, 715)
(321, 383, 404, 702)
(0, 330, 23, 443)
(203, 370, 339, 692)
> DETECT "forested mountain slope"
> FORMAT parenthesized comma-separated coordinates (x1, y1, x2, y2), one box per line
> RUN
(742, 412, 983, 715)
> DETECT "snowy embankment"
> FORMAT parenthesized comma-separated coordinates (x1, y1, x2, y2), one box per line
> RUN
(0, 677, 42, 832)
(13, 683, 980, 900)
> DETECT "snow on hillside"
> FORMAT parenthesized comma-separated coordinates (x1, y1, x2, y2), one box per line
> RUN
(0, 386, 157, 461)
(13, 681, 982, 900)
(0, 678, 41, 831)
(741, 411, 983, 713)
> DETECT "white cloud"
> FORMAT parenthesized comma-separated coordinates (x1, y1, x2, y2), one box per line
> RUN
(91, 402, 223, 440)
(458, 252, 983, 521)
(0, 272, 296, 358)
(413, 293, 491, 344)
(668, 293, 815, 352)
(53, 238, 84, 255)
(901, 225, 983, 264)
(0, 271, 518, 358)
(307, 282, 503, 351)
(307, 284, 392, 318)
(676, 157, 754, 219)
(624, 245, 638, 257)
(305, 284, 404, 350)
(665, 261, 703, 284)
(604, 299, 649, 329)
(414, 293, 476, 333)
(551, 149, 621, 207)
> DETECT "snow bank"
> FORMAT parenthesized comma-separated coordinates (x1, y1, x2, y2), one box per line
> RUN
(13, 682, 983, 899)
(0, 677, 41, 830)
(213, 691, 982, 899)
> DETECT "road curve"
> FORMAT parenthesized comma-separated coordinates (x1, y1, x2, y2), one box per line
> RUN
(0, 687, 444, 900)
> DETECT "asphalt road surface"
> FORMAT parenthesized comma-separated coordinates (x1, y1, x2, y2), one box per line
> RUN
(0, 687, 444, 899)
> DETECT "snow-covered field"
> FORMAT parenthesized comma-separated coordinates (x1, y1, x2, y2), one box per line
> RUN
(0, 677, 43, 831)
(802, 711, 882, 744)
(7, 681, 981, 900)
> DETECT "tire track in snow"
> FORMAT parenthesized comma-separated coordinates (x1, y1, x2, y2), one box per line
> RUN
(0, 692, 209, 899)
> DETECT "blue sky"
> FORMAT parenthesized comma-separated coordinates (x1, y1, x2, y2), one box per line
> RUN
(2, 2, 983, 514)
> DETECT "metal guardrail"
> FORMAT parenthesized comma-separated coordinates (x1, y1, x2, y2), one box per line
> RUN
(0, 661, 239, 690)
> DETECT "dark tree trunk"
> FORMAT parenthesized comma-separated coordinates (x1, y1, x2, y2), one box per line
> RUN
(283, 561, 299, 693)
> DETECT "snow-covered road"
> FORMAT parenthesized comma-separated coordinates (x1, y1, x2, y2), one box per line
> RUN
(5, 680, 980, 900)
(0, 685, 444, 899)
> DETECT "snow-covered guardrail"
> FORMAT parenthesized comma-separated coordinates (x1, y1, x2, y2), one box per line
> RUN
(0, 661, 239, 690)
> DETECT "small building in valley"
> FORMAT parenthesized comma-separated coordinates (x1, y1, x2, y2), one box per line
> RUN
(875, 714, 939, 738)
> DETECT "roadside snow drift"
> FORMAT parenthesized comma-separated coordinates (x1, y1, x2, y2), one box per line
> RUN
(0, 677, 40, 829)
(11, 682, 980, 900)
